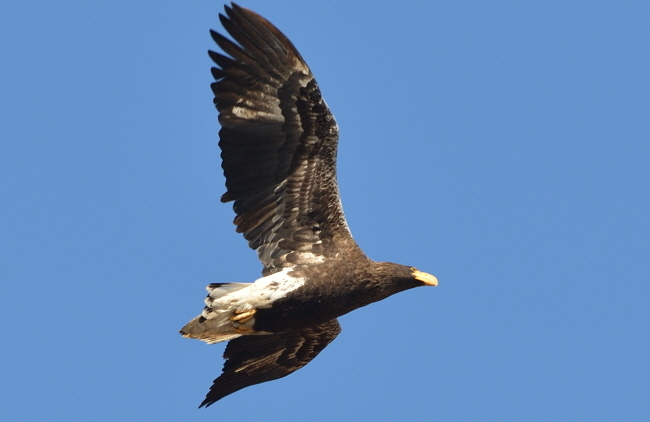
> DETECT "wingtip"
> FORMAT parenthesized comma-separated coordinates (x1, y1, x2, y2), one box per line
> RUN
(220, 191, 233, 202)
(224, 3, 248, 21)
(199, 394, 217, 409)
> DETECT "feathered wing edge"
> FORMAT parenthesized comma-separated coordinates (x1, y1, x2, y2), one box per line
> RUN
(200, 319, 341, 407)
(211, 3, 359, 275)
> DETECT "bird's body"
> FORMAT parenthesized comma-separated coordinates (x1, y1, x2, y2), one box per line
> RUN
(181, 3, 438, 407)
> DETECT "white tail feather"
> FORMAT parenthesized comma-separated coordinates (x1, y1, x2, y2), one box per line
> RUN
(181, 269, 305, 343)
(180, 316, 242, 344)
(180, 282, 252, 344)
(204, 283, 249, 306)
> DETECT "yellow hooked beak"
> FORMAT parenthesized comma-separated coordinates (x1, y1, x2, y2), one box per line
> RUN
(412, 269, 438, 286)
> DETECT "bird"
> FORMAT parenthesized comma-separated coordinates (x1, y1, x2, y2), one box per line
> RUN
(180, 3, 438, 408)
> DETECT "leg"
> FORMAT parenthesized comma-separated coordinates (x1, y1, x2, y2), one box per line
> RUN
(230, 308, 257, 324)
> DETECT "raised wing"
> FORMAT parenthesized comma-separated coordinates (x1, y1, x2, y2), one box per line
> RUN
(211, 4, 361, 275)
(199, 319, 341, 407)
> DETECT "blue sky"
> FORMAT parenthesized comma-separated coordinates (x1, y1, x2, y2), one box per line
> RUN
(2, 1, 649, 421)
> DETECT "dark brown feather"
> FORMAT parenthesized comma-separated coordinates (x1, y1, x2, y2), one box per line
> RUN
(212, 3, 361, 276)
(199, 319, 341, 407)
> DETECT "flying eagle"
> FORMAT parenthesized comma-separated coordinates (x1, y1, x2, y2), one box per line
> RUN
(180, 3, 438, 408)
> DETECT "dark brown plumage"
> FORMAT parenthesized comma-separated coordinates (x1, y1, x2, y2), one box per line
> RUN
(181, 3, 438, 408)
(200, 320, 341, 407)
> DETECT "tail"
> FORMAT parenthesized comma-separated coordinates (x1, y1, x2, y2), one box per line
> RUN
(179, 282, 250, 344)
(180, 316, 242, 344)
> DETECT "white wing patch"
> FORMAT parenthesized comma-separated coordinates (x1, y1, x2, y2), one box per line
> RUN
(206, 267, 305, 312)
(231, 106, 282, 122)
(291, 252, 325, 265)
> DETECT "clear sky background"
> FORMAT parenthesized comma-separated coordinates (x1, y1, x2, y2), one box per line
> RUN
(2, 1, 649, 421)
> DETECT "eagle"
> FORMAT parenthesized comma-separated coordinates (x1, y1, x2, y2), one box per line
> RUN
(180, 3, 438, 408)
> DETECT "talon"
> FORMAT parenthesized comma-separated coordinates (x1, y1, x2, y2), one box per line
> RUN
(230, 309, 257, 324)
(233, 325, 254, 334)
